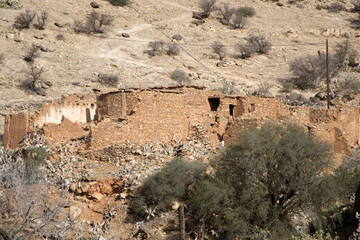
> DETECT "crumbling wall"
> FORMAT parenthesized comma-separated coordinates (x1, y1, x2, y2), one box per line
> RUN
(4, 113, 29, 149)
(91, 87, 223, 149)
(30, 94, 97, 129)
(3, 86, 360, 158)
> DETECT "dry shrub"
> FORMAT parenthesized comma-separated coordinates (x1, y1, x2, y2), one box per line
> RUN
(171, 69, 192, 84)
(212, 41, 226, 60)
(23, 44, 39, 63)
(235, 42, 255, 59)
(99, 74, 119, 87)
(166, 43, 180, 56)
(85, 11, 113, 33)
(232, 11, 247, 29)
(14, 10, 36, 29)
(145, 41, 165, 56)
(198, 0, 217, 18)
(246, 35, 272, 54)
(219, 3, 235, 22)
(33, 11, 48, 30)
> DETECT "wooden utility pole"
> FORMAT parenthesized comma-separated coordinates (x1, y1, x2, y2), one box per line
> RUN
(326, 39, 330, 110)
(179, 203, 185, 240)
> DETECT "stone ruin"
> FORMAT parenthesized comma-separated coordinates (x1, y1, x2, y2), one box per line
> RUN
(3, 85, 360, 165)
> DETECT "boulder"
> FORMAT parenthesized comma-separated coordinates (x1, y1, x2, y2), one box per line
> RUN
(122, 33, 130, 38)
(172, 34, 183, 41)
(90, 192, 104, 201)
(35, 87, 46, 96)
(69, 206, 82, 220)
(90, 1, 100, 8)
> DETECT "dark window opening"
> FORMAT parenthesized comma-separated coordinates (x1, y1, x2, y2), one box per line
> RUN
(229, 104, 235, 116)
(250, 103, 255, 112)
(86, 108, 91, 123)
(208, 98, 220, 111)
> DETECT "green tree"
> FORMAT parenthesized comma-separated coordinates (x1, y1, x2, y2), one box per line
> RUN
(190, 122, 335, 239)
(132, 157, 206, 218)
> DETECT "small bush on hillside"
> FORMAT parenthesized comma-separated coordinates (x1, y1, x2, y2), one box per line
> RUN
(198, 0, 217, 18)
(336, 75, 360, 93)
(289, 54, 326, 89)
(145, 41, 165, 57)
(171, 69, 191, 84)
(14, 10, 36, 29)
(23, 146, 48, 177)
(33, 11, 48, 30)
(99, 74, 119, 87)
(23, 44, 39, 63)
(132, 157, 206, 218)
(235, 42, 255, 59)
(218, 3, 235, 22)
(108, 0, 130, 6)
(289, 41, 352, 89)
(21, 65, 44, 91)
(236, 6, 256, 17)
(253, 82, 271, 96)
(280, 81, 294, 93)
(85, 11, 113, 34)
(352, 0, 360, 12)
(328, 2, 345, 13)
(246, 35, 272, 54)
(348, 49, 359, 67)
(212, 41, 226, 60)
(166, 43, 180, 56)
(232, 11, 247, 29)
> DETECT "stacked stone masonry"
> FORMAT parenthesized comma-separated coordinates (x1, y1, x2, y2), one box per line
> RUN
(4, 86, 360, 159)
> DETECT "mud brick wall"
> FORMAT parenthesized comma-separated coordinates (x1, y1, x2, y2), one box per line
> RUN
(4, 113, 29, 149)
(4, 86, 360, 158)
(30, 94, 97, 129)
(96, 91, 136, 119)
(91, 87, 226, 149)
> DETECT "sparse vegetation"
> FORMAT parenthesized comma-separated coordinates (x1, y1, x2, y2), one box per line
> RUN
(289, 41, 352, 89)
(145, 41, 165, 56)
(235, 42, 255, 59)
(335, 75, 360, 94)
(0, 147, 68, 239)
(23, 146, 48, 177)
(218, 3, 235, 22)
(253, 82, 271, 96)
(23, 65, 44, 90)
(166, 43, 180, 56)
(145, 41, 181, 57)
(236, 6, 256, 18)
(170, 69, 192, 84)
(328, 2, 345, 13)
(246, 35, 272, 54)
(212, 41, 226, 60)
(23, 44, 39, 63)
(99, 74, 119, 87)
(108, 0, 130, 6)
(14, 10, 36, 29)
(352, 0, 360, 12)
(74, 11, 113, 34)
(85, 11, 113, 34)
(33, 11, 48, 30)
(280, 81, 294, 93)
(198, 0, 217, 18)
(232, 10, 247, 29)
